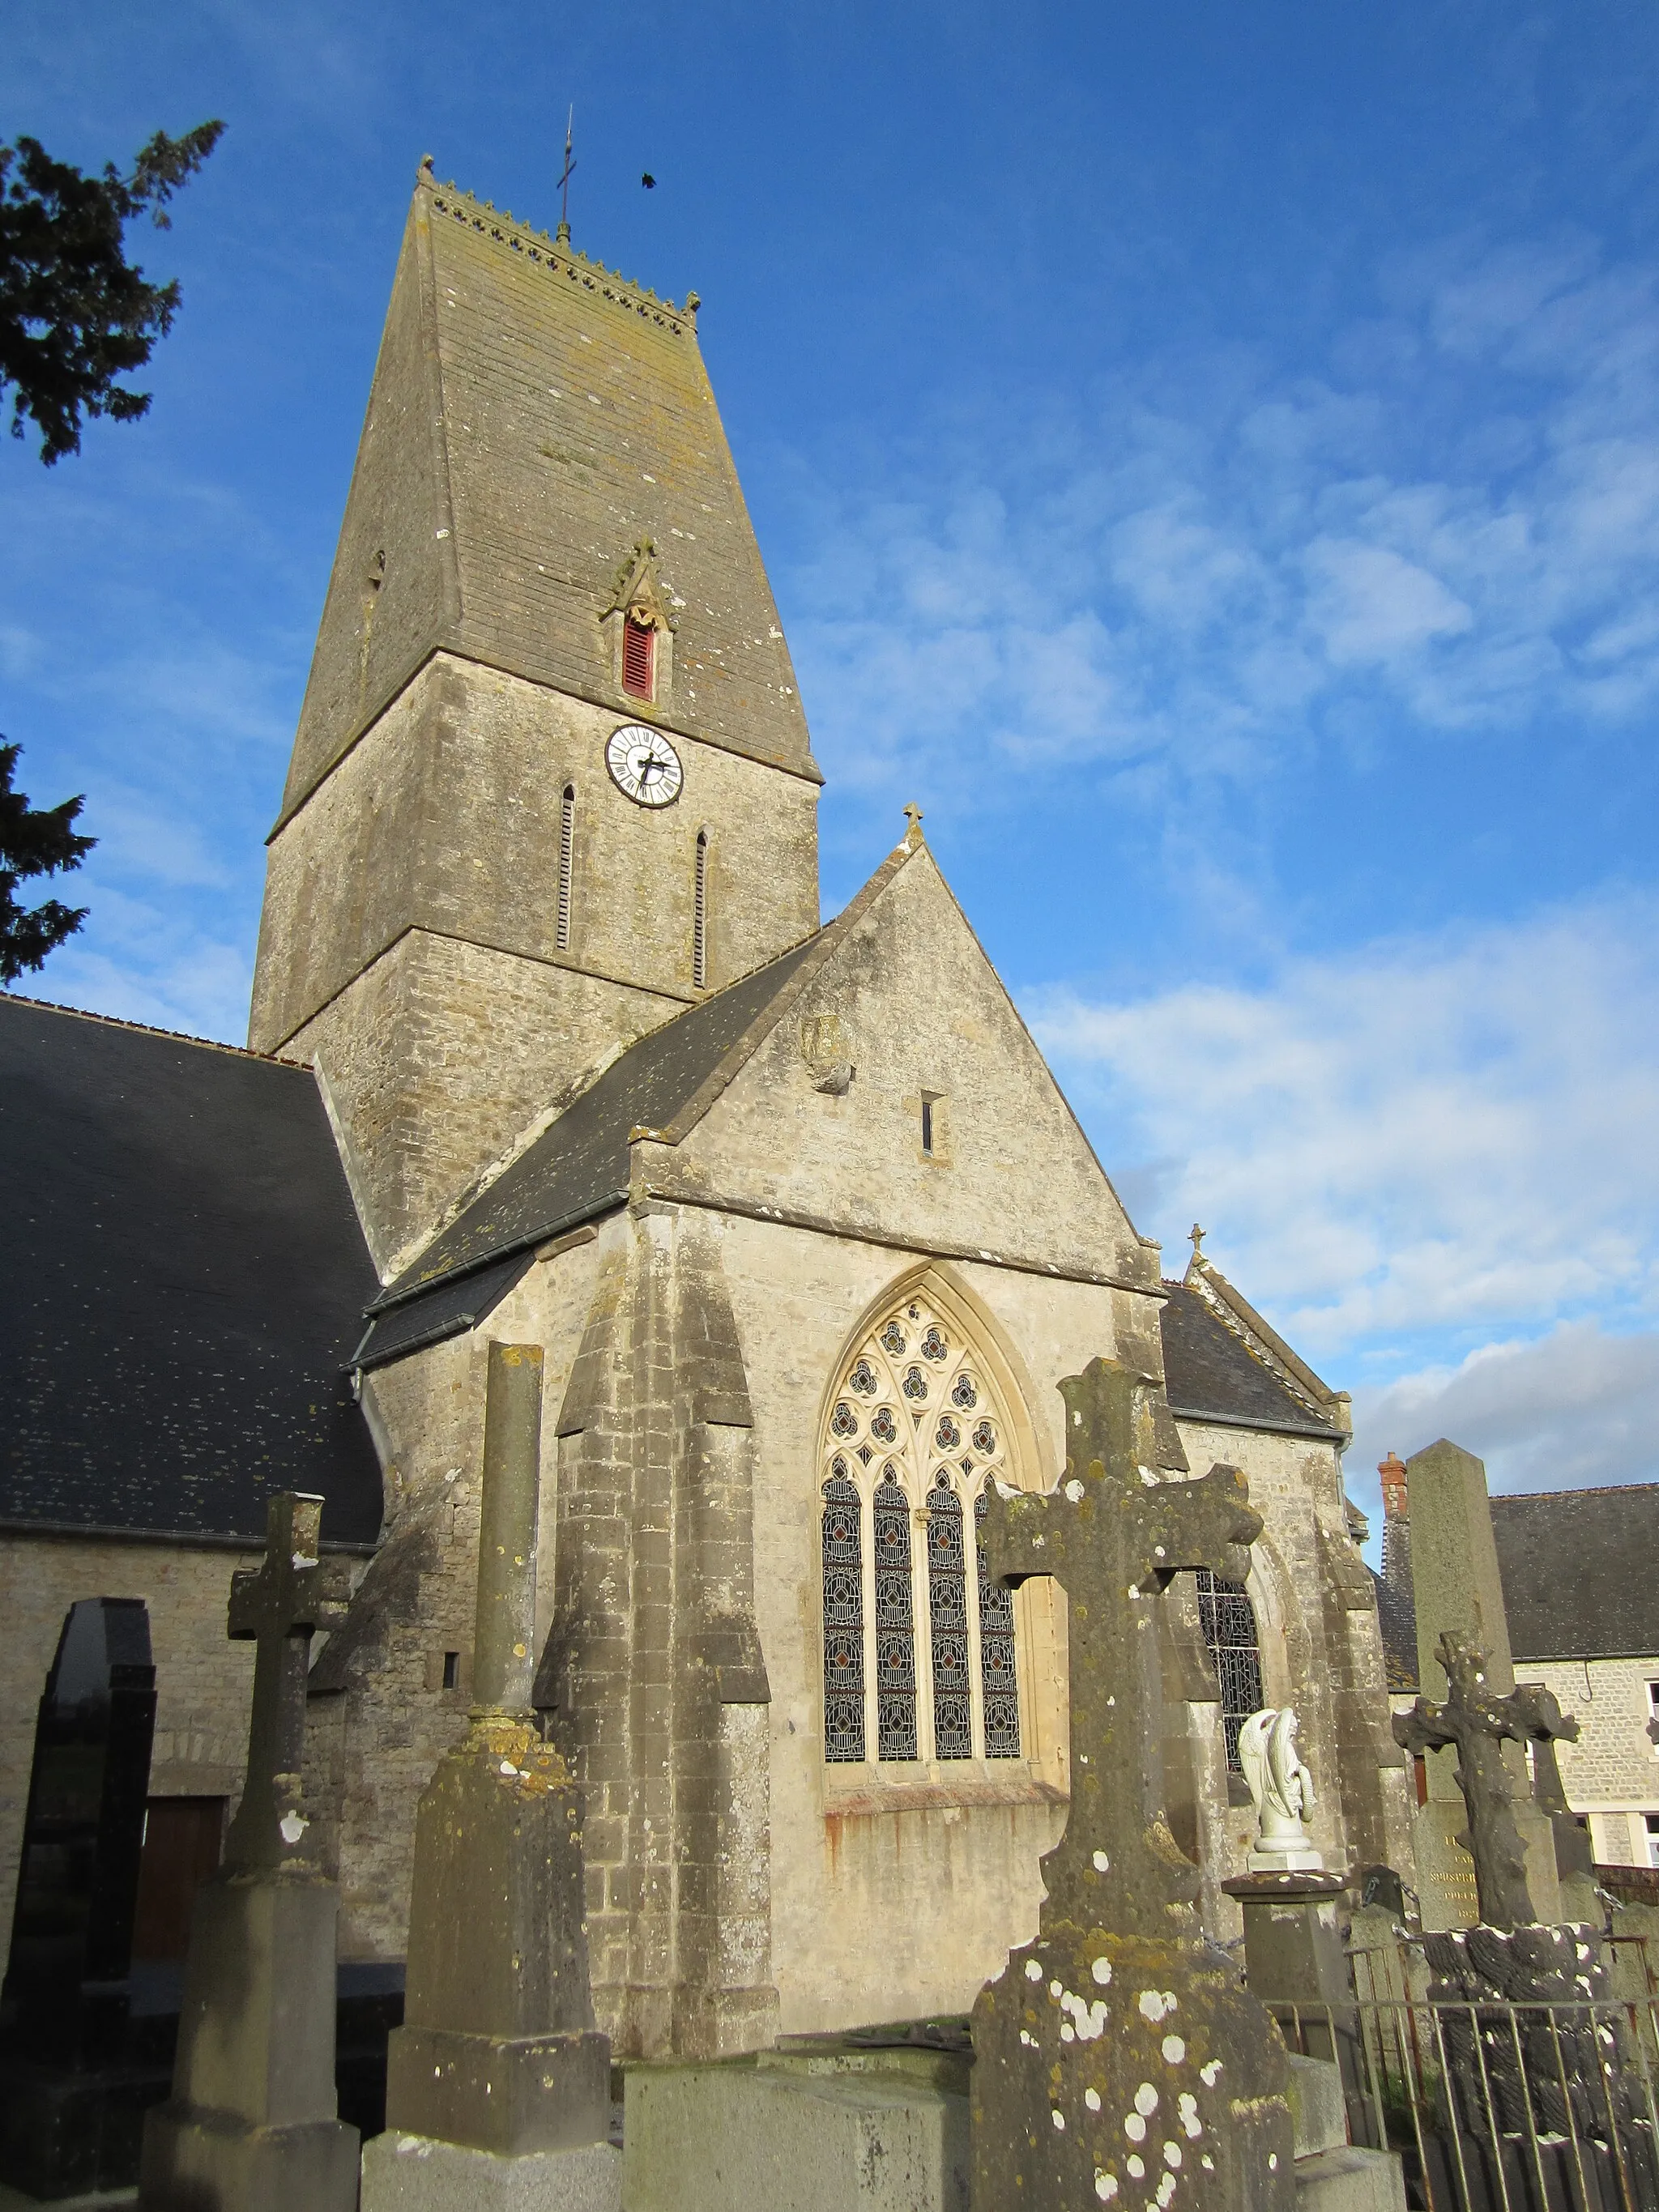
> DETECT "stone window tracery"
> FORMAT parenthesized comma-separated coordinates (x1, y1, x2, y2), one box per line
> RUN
(818, 1284, 1026, 1765)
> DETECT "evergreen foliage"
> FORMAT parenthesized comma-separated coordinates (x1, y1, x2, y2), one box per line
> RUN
(0, 121, 224, 463)
(0, 741, 95, 982)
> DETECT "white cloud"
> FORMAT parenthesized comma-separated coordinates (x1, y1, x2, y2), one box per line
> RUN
(787, 229, 1659, 820)
(1347, 1321, 1659, 1505)
(1026, 893, 1659, 1353)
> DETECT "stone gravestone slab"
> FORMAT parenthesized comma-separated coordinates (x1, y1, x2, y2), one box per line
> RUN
(0, 1598, 159, 2197)
(1404, 1441, 1559, 1930)
(139, 1491, 359, 2212)
(971, 1357, 1295, 2212)
(363, 1341, 618, 2212)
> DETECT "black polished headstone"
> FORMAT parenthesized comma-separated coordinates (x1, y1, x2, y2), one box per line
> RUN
(0, 1598, 163, 2197)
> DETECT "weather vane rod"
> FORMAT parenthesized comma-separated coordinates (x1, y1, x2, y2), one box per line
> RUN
(557, 104, 576, 243)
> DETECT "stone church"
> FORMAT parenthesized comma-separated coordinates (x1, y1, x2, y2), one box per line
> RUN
(0, 164, 1414, 2056)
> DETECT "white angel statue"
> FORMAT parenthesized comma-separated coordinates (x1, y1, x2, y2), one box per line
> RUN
(1237, 1707, 1324, 1871)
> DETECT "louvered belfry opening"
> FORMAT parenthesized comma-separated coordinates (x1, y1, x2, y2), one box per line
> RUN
(622, 616, 655, 699)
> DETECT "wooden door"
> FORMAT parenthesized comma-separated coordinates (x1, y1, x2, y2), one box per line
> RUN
(130, 1796, 225, 1960)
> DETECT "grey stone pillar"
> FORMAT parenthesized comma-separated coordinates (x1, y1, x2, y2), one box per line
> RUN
(363, 1342, 620, 2212)
(1404, 1440, 1559, 1929)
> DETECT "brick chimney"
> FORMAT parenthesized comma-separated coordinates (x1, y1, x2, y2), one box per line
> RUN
(1379, 1451, 1410, 1592)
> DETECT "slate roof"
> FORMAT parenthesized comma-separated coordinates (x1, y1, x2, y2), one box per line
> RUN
(1371, 1485, 1659, 1687)
(1, 996, 383, 1547)
(356, 928, 831, 1366)
(1157, 1281, 1341, 1443)
(1370, 1569, 1421, 1690)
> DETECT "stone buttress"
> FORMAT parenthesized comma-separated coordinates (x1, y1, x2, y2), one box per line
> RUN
(545, 1205, 776, 2059)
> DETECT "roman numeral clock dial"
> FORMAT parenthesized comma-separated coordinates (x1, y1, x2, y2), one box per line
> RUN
(606, 723, 684, 808)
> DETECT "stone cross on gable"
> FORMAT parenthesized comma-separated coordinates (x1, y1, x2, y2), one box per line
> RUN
(977, 1355, 1263, 1922)
(1393, 1628, 1579, 1932)
(223, 1491, 353, 1873)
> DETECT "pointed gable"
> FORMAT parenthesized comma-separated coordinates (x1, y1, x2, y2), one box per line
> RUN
(667, 837, 1154, 1287)
(280, 167, 818, 825)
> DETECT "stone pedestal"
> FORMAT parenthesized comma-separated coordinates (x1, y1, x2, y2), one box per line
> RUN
(363, 2132, 620, 2212)
(625, 2044, 969, 2212)
(1225, 1873, 1361, 2098)
(139, 1873, 359, 2211)
(1223, 1872, 1351, 2010)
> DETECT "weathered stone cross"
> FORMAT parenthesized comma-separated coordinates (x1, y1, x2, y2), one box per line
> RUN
(222, 1491, 353, 1873)
(1392, 1628, 1578, 1931)
(977, 1354, 1262, 1924)
(970, 1357, 1294, 2212)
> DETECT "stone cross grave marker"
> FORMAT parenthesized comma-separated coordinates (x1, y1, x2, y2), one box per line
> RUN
(139, 1492, 360, 2212)
(1392, 1629, 1577, 1933)
(223, 1490, 354, 1871)
(970, 1356, 1296, 2212)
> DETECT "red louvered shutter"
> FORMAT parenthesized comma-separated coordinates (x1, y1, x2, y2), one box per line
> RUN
(623, 618, 655, 698)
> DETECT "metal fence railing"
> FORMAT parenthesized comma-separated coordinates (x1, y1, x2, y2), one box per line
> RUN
(1266, 1939, 1659, 2212)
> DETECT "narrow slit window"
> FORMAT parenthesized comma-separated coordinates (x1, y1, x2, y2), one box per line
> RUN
(693, 829, 709, 990)
(921, 1098, 934, 1155)
(557, 785, 575, 953)
(441, 1652, 460, 1691)
(623, 616, 655, 699)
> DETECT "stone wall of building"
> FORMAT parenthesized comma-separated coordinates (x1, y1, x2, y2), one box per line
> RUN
(1513, 1655, 1659, 1867)
(0, 1533, 264, 1964)
(253, 650, 821, 1271)
(1172, 1416, 1416, 1932)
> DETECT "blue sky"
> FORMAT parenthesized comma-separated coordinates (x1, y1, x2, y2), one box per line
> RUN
(6, 2, 1659, 1536)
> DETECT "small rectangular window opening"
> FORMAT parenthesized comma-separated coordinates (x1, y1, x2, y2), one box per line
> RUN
(693, 830, 709, 991)
(441, 1651, 460, 1690)
(920, 1093, 941, 1157)
(557, 785, 575, 953)
(623, 617, 655, 699)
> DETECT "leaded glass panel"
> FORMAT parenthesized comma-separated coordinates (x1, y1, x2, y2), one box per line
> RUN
(819, 1283, 1030, 1767)
(975, 1490, 1022, 1758)
(926, 1475, 971, 1758)
(873, 1471, 917, 1759)
(1194, 1565, 1264, 1772)
(821, 1469, 864, 1762)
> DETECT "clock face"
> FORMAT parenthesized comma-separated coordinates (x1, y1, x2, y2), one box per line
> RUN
(606, 723, 684, 808)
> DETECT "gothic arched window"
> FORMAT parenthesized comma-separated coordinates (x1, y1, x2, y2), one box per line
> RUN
(819, 1282, 1026, 1764)
(1194, 1566, 1265, 1772)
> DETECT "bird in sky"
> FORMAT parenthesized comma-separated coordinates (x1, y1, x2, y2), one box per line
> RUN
(642, 172, 656, 189)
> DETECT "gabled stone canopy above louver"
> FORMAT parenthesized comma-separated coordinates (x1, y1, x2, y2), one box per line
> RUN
(276, 164, 819, 831)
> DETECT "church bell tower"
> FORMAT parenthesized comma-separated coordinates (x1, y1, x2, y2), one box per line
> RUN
(249, 163, 822, 1274)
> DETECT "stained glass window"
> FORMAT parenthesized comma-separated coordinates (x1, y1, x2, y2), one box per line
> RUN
(1194, 1566, 1264, 1772)
(819, 1285, 1030, 1767)
(821, 1468, 864, 1762)
(927, 1475, 971, 1759)
(975, 1491, 1022, 1758)
(873, 1471, 917, 1760)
